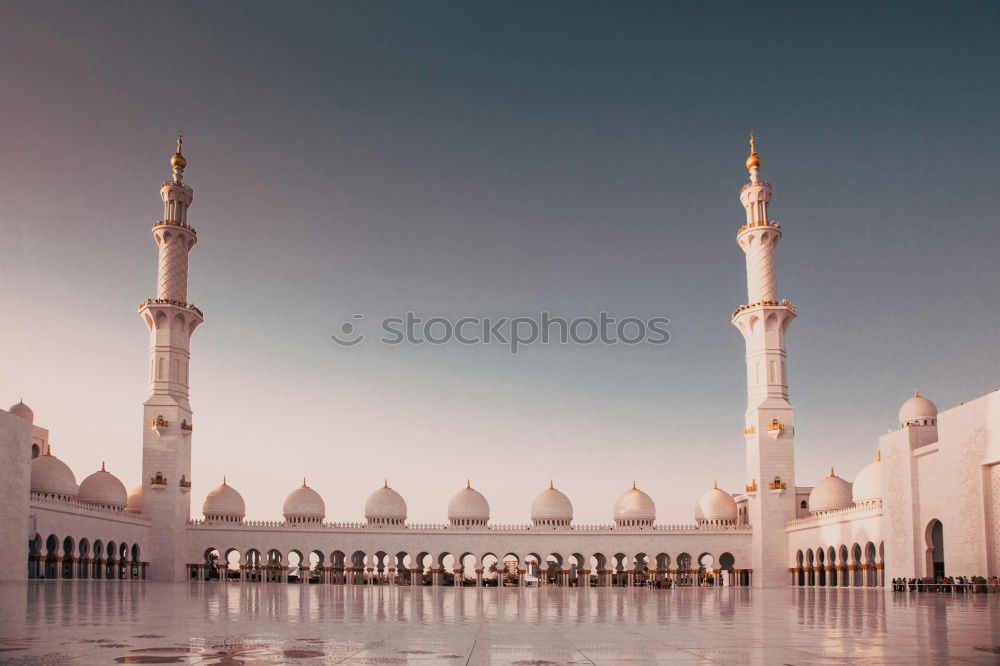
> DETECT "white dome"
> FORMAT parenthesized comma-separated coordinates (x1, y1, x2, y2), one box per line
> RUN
(531, 482, 573, 524)
(613, 482, 656, 524)
(365, 482, 407, 523)
(30, 449, 77, 498)
(9, 400, 34, 422)
(448, 482, 489, 523)
(126, 485, 143, 513)
(809, 468, 853, 513)
(695, 482, 737, 524)
(899, 391, 937, 425)
(852, 454, 882, 504)
(204, 479, 246, 519)
(283, 480, 325, 521)
(78, 464, 127, 509)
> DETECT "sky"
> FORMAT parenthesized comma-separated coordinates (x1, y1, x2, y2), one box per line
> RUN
(2, 1, 999, 524)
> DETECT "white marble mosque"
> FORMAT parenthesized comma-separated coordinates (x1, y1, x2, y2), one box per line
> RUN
(2, 136, 1000, 590)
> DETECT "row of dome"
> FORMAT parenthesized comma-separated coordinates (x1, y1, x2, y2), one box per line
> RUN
(28, 392, 923, 521)
(31, 446, 884, 523)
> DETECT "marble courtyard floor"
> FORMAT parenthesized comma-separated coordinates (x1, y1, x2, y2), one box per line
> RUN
(0, 583, 998, 665)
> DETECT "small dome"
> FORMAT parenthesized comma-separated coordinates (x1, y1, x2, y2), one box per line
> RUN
(78, 463, 127, 509)
(808, 468, 853, 513)
(30, 448, 77, 498)
(613, 482, 656, 524)
(852, 453, 882, 504)
(204, 478, 246, 519)
(448, 481, 489, 524)
(695, 481, 737, 524)
(531, 482, 573, 524)
(899, 390, 937, 426)
(366, 481, 407, 523)
(9, 400, 34, 422)
(283, 479, 325, 521)
(126, 485, 143, 513)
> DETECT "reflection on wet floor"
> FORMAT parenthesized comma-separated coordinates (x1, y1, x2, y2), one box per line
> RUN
(0, 582, 997, 664)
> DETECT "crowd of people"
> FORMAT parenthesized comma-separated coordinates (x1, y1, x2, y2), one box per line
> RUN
(891, 576, 999, 593)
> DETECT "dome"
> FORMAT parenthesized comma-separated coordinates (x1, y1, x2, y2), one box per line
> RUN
(808, 468, 853, 513)
(30, 448, 77, 499)
(365, 481, 407, 524)
(613, 482, 656, 524)
(447, 481, 489, 524)
(126, 485, 143, 514)
(9, 400, 34, 422)
(899, 390, 937, 426)
(283, 479, 325, 522)
(852, 453, 882, 504)
(203, 478, 246, 520)
(695, 481, 737, 524)
(531, 482, 573, 525)
(78, 463, 127, 509)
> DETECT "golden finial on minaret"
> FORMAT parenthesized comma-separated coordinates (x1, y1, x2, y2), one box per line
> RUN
(302, 477, 307, 487)
(223, 476, 227, 486)
(632, 480, 637, 490)
(466, 479, 471, 489)
(384, 478, 388, 488)
(171, 130, 187, 170)
(101, 461, 106, 472)
(746, 132, 761, 170)
(713, 480, 718, 489)
(549, 479, 554, 489)
(829, 467, 835, 477)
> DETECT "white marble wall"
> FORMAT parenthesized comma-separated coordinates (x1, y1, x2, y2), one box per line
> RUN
(0, 409, 31, 580)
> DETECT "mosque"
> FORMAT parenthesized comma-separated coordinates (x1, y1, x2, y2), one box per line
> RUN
(2, 137, 999, 589)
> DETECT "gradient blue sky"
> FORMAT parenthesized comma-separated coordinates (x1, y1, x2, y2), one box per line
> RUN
(2, 1, 999, 523)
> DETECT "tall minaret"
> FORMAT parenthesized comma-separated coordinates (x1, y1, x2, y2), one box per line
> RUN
(731, 136, 797, 587)
(138, 133, 203, 582)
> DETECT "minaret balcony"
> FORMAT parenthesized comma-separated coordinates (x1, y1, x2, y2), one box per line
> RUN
(736, 220, 780, 236)
(138, 298, 204, 318)
(731, 299, 797, 321)
(743, 425, 756, 437)
(152, 219, 197, 235)
(180, 421, 193, 437)
(766, 421, 786, 438)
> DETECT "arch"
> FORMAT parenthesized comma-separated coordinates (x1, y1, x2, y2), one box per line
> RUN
(676, 552, 692, 586)
(925, 519, 945, 578)
(61, 536, 75, 579)
(105, 540, 118, 579)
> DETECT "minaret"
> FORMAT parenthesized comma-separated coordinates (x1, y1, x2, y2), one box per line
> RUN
(731, 135, 797, 587)
(138, 133, 203, 582)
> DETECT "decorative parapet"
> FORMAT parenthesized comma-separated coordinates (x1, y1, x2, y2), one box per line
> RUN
(737, 220, 780, 235)
(30, 492, 152, 523)
(731, 299, 797, 320)
(745, 479, 758, 493)
(768, 480, 787, 490)
(138, 298, 204, 318)
(786, 500, 883, 529)
(766, 421, 784, 432)
(153, 219, 197, 234)
(180, 420, 193, 433)
(150, 472, 168, 486)
(186, 519, 752, 534)
(740, 181, 771, 194)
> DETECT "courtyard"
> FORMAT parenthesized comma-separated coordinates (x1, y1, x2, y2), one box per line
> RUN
(0, 583, 997, 664)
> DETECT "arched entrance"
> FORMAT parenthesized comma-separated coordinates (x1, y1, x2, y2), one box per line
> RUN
(926, 519, 945, 579)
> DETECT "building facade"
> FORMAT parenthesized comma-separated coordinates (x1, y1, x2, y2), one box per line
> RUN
(3, 138, 999, 587)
